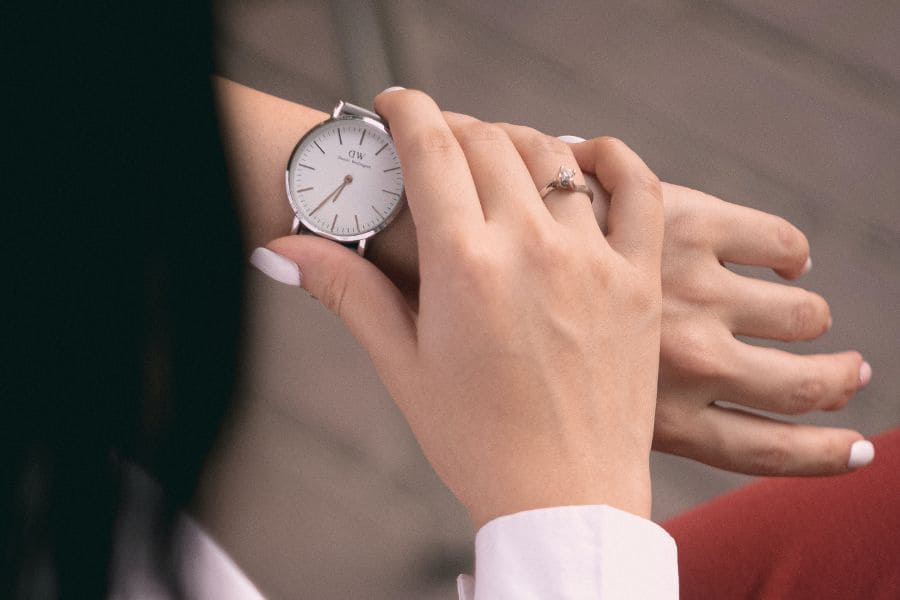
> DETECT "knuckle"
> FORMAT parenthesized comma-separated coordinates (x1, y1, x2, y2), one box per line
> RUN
(318, 266, 355, 319)
(825, 435, 852, 471)
(630, 171, 663, 201)
(685, 273, 722, 307)
(396, 88, 433, 107)
(456, 121, 508, 145)
(660, 328, 728, 380)
(586, 254, 613, 284)
(451, 237, 496, 276)
(594, 135, 629, 154)
(628, 282, 661, 314)
(828, 386, 854, 411)
(751, 432, 792, 475)
(810, 293, 833, 336)
(774, 218, 809, 262)
(528, 130, 575, 159)
(530, 228, 569, 264)
(788, 375, 826, 414)
(786, 293, 820, 340)
(493, 121, 529, 138)
(662, 205, 705, 250)
(407, 126, 458, 156)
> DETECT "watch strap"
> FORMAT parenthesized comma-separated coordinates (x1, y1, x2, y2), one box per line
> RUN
(291, 215, 366, 256)
(333, 101, 382, 122)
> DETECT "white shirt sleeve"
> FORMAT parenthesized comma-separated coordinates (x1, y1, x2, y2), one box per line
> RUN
(457, 505, 679, 600)
(174, 516, 266, 600)
(166, 504, 677, 600)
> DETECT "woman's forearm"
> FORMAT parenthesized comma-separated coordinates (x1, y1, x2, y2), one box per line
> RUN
(214, 76, 326, 249)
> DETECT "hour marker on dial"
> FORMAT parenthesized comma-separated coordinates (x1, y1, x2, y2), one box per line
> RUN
(375, 143, 388, 156)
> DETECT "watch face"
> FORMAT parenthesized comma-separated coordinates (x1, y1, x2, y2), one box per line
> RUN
(286, 117, 404, 242)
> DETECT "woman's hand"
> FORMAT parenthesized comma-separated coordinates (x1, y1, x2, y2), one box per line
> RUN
(653, 184, 869, 475)
(566, 139, 870, 475)
(377, 141, 871, 477)
(259, 90, 666, 528)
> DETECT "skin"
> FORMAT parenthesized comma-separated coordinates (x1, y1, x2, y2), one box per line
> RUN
(267, 89, 665, 525)
(213, 76, 868, 477)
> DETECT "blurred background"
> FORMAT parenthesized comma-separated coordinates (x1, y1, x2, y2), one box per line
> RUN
(211, 1, 899, 598)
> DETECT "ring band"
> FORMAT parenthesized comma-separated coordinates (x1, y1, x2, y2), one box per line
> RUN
(539, 166, 594, 203)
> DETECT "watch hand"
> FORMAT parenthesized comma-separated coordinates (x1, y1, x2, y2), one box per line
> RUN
(310, 183, 343, 215)
(310, 175, 352, 215)
(331, 179, 351, 203)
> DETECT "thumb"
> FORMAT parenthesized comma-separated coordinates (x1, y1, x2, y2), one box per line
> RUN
(251, 236, 417, 371)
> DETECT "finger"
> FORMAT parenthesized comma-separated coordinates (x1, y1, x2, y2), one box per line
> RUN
(720, 270, 832, 341)
(688, 405, 870, 476)
(723, 342, 865, 415)
(373, 89, 483, 254)
(560, 135, 611, 234)
(441, 113, 547, 224)
(708, 198, 811, 279)
(570, 137, 664, 269)
(262, 237, 417, 378)
(495, 122, 597, 231)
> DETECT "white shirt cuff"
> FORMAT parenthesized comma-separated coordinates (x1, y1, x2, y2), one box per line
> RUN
(174, 515, 266, 600)
(457, 505, 678, 599)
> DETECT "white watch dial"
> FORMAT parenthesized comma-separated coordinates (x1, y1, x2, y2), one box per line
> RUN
(287, 118, 403, 241)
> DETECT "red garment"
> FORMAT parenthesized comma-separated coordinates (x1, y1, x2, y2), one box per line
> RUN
(665, 427, 900, 599)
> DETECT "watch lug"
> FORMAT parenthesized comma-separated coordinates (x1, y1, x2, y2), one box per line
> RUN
(290, 214, 301, 234)
(356, 238, 367, 257)
(332, 101, 345, 119)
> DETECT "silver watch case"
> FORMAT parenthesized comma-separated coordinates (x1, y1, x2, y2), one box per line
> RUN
(285, 101, 405, 255)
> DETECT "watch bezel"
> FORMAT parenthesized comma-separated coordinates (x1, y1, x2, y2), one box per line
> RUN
(284, 114, 405, 244)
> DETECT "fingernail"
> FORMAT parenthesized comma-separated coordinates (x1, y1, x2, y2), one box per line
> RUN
(379, 86, 406, 95)
(801, 257, 812, 275)
(250, 247, 301, 286)
(558, 134, 587, 144)
(858, 361, 872, 387)
(847, 440, 875, 469)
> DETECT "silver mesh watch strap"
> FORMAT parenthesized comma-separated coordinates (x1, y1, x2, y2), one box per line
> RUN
(333, 101, 382, 122)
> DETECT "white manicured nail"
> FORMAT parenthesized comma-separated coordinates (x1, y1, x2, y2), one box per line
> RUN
(558, 135, 587, 144)
(250, 247, 301, 286)
(858, 361, 872, 387)
(847, 440, 875, 469)
(801, 257, 812, 275)
(380, 86, 406, 95)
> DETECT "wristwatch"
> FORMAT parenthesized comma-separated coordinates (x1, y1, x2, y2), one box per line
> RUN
(285, 101, 405, 256)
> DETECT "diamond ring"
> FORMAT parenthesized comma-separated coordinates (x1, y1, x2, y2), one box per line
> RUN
(538, 166, 594, 203)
